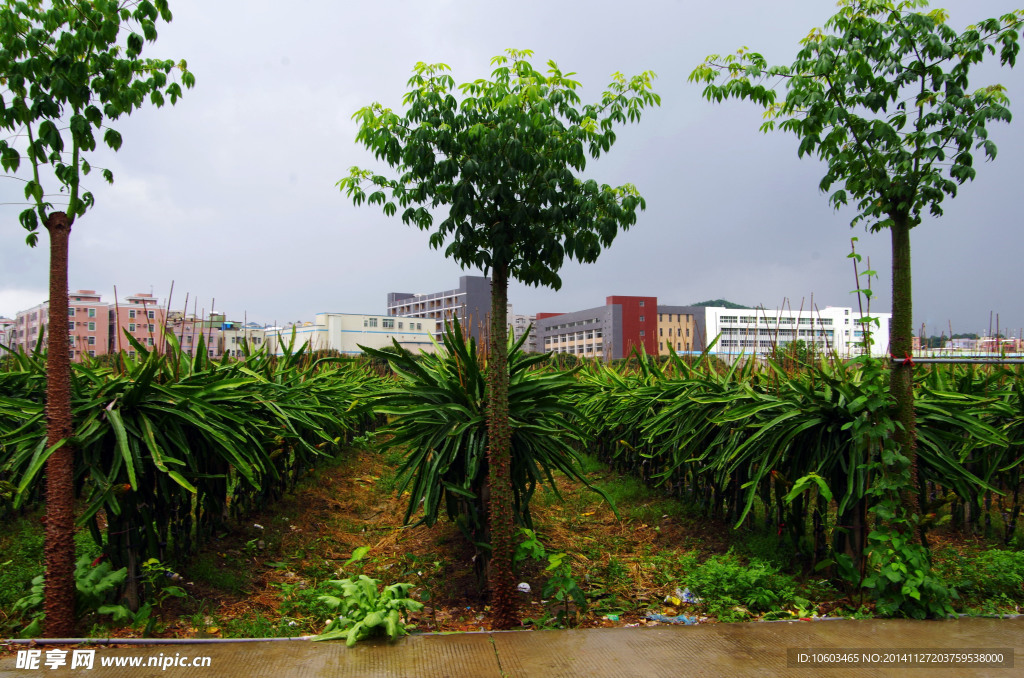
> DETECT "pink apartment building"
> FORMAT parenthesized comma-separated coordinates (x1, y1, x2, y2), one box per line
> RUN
(108, 292, 167, 356)
(12, 290, 167, 362)
(12, 290, 111, 360)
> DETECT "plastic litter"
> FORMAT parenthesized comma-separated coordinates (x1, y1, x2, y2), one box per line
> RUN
(603, 614, 619, 622)
(516, 582, 531, 593)
(679, 587, 701, 604)
(645, 612, 697, 625)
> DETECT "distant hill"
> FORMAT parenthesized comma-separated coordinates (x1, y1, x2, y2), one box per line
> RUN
(689, 299, 747, 309)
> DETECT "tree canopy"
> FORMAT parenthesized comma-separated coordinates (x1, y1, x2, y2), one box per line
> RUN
(339, 49, 658, 289)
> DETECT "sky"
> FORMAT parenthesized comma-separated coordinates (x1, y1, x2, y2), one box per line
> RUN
(2, 0, 1022, 338)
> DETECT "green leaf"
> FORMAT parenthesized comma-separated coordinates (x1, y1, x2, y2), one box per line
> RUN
(104, 129, 123, 151)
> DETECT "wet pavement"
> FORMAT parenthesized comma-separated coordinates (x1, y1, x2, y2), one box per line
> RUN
(1, 617, 1021, 677)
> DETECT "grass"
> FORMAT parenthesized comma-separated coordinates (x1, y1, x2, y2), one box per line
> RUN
(184, 553, 250, 595)
(0, 516, 45, 614)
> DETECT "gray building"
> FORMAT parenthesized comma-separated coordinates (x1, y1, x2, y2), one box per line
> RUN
(387, 275, 492, 343)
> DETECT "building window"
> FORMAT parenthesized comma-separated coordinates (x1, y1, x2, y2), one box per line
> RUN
(87, 336, 95, 346)
(368, 318, 378, 328)
(639, 316, 645, 322)
(148, 310, 155, 319)
(68, 321, 75, 331)
(88, 308, 96, 318)
(639, 330, 645, 337)
(659, 328, 663, 337)
(68, 307, 74, 317)
(129, 323, 136, 332)
(398, 321, 403, 329)
(129, 351, 136, 358)
(88, 322, 95, 331)
(382, 318, 395, 329)
(417, 323, 422, 330)
(129, 309, 136, 319)
(148, 324, 155, 333)
(147, 338, 154, 346)
(639, 301, 645, 307)
(89, 350, 95, 357)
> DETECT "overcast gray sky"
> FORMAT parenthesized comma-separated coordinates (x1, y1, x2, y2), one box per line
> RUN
(2, 0, 1022, 338)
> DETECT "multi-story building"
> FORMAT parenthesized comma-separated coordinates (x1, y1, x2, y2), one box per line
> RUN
(509, 305, 537, 352)
(387, 275, 491, 342)
(264, 313, 439, 356)
(108, 292, 166, 355)
(165, 313, 266, 359)
(219, 322, 267, 359)
(536, 296, 659, 361)
(655, 307, 699, 356)
(702, 305, 891, 358)
(0, 317, 14, 356)
(12, 290, 112, 360)
(534, 297, 889, 361)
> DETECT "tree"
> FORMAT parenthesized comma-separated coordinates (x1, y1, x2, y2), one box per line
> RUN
(339, 49, 658, 628)
(690, 0, 1021, 616)
(0, 0, 193, 635)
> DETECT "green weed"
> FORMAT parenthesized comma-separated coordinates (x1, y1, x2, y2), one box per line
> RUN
(682, 550, 796, 622)
(185, 554, 249, 594)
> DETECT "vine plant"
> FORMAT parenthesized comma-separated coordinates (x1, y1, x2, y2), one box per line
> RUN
(847, 239, 953, 618)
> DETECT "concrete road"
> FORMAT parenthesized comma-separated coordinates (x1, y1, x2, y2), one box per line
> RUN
(2, 617, 1021, 677)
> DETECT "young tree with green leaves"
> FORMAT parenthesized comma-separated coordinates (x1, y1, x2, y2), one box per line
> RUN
(690, 0, 1021, 616)
(0, 0, 193, 636)
(339, 49, 658, 628)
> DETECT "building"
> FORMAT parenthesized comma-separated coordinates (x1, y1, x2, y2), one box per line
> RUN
(509, 305, 537, 353)
(108, 292, 166, 355)
(701, 305, 891, 358)
(536, 296, 659, 361)
(655, 307, 699, 356)
(220, 322, 268, 359)
(166, 312, 267, 360)
(535, 297, 699, 360)
(12, 290, 112, 360)
(534, 296, 890, 361)
(264, 313, 439, 357)
(387, 275, 491, 342)
(0, 317, 14, 356)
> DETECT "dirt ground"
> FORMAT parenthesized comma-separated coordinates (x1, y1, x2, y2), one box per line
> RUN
(138, 447, 745, 637)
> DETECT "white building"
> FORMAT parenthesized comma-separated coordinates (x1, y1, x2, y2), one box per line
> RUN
(509, 305, 537, 353)
(703, 306, 891, 359)
(265, 313, 440, 357)
(0, 316, 14, 356)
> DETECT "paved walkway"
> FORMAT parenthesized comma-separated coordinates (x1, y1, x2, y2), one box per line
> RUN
(2, 617, 1021, 677)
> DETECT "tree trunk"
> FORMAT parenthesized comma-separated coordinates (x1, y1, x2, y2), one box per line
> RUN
(889, 217, 922, 535)
(43, 212, 76, 637)
(486, 263, 517, 629)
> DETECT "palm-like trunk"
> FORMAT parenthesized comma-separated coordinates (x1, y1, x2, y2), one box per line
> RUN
(486, 262, 516, 629)
(889, 217, 921, 533)
(43, 212, 76, 637)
